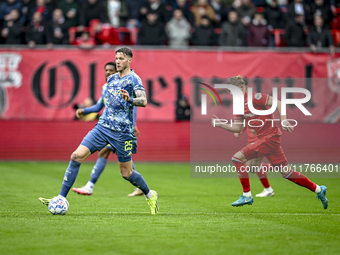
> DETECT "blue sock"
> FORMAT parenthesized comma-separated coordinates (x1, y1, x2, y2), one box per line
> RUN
(59, 160, 81, 197)
(126, 170, 150, 195)
(132, 161, 136, 171)
(89, 157, 107, 184)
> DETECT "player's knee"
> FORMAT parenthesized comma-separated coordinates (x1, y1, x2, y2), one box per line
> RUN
(121, 172, 129, 179)
(70, 151, 84, 163)
(121, 171, 130, 179)
(232, 154, 241, 161)
(120, 167, 132, 179)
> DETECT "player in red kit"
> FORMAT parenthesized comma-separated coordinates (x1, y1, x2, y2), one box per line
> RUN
(234, 125, 274, 197)
(212, 75, 328, 208)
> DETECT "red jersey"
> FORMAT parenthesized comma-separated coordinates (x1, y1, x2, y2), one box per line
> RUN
(246, 125, 257, 143)
(235, 91, 282, 139)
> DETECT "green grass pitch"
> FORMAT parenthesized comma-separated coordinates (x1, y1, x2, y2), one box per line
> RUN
(1, 162, 339, 255)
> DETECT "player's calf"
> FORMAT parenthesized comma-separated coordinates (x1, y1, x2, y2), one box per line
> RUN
(283, 169, 329, 209)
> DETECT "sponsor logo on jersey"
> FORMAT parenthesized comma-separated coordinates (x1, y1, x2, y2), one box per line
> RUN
(254, 93, 262, 100)
(244, 113, 255, 118)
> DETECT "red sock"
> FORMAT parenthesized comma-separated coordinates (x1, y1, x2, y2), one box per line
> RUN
(285, 170, 316, 192)
(232, 157, 250, 193)
(256, 165, 270, 188)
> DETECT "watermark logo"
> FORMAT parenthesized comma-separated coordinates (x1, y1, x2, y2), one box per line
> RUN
(200, 84, 311, 116)
(198, 82, 222, 115)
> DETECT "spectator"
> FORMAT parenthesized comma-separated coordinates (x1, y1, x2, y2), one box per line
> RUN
(307, 14, 334, 54)
(236, 0, 256, 27)
(220, 10, 246, 46)
(328, 0, 337, 16)
(105, 0, 129, 27)
(1, 8, 23, 44)
(277, 0, 288, 8)
(25, 11, 48, 47)
(310, 0, 334, 27)
(251, 0, 270, 7)
(191, 0, 215, 27)
(45, 0, 58, 9)
(284, 14, 307, 47)
(287, 0, 311, 24)
(21, 0, 35, 25)
(73, 31, 96, 48)
(58, 0, 80, 28)
(46, 8, 69, 45)
(139, 0, 169, 24)
(138, 11, 167, 45)
(176, 95, 190, 121)
(94, 22, 121, 45)
(247, 12, 270, 47)
(172, 0, 194, 25)
(210, 0, 228, 27)
(0, 0, 22, 26)
(125, 0, 147, 27)
(27, 0, 53, 24)
(166, 8, 191, 47)
(264, 0, 285, 30)
(191, 15, 216, 46)
(251, 0, 266, 7)
(79, 0, 106, 28)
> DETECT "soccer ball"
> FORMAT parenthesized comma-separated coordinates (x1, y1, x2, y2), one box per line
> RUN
(48, 196, 69, 215)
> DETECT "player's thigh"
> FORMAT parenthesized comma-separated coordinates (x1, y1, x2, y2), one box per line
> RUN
(265, 147, 289, 175)
(241, 137, 275, 163)
(108, 132, 136, 164)
(98, 146, 113, 159)
(81, 125, 110, 154)
(233, 151, 247, 162)
(245, 157, 263, 168)
(71, 145, 92, 162)
(236, 144, 262, 162)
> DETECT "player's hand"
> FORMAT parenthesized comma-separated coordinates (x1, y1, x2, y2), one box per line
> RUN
(212, 115, 219, 127)
(134, 125, 140, 138)
(282, 120, 294, 133)
(234, 132, 241, 138)
(120, 89, 130, 102)
(76, 109, 85, 119)
(249, 129, 257, 135)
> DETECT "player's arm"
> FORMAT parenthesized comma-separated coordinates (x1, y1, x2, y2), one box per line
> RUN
(234, 126, 245, 138)
(120, 89, 147, 107)
(212, 115, 243, 133)
(267, 96, 294, 133)
(134, 126, 140, 138)
(132, 106, 141, 138)
(234, 124, 247, 138)
(76, 98, 104, 119)
(132, 106, 137, 127)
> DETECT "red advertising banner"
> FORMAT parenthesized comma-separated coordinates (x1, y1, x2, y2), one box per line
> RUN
(0, 49, 339, 122)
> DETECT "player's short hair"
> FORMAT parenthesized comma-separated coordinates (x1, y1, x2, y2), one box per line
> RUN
(104, 62, 116, 69)
(227, 75, 247, 87)
(115, 47, 133, 58)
